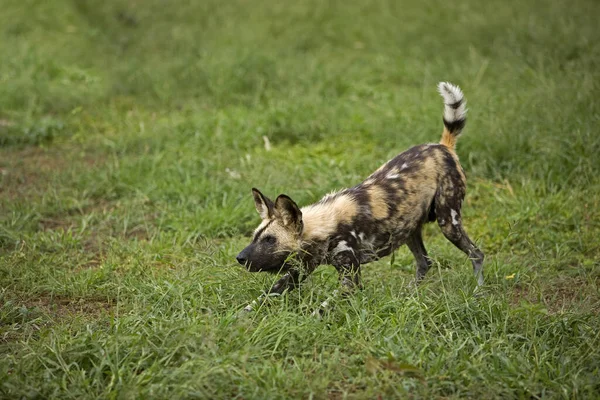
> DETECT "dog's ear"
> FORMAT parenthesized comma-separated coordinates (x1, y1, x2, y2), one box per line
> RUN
(252, 188, 274, 220)
(274, 194, 303, 233)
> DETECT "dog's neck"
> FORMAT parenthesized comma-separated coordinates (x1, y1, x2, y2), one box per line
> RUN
(300, 208, 333, 244)
(299, 193, 358, 254)
(297, 219, 331, 268)
(301, 191, 358, 240)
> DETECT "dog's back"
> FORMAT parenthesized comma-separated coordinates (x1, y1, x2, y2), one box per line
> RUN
(301, 82, 470, 265)
(324, 143, 467, 263)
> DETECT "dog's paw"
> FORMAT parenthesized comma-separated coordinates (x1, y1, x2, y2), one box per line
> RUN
(472, 285, 487, 298)
(310, 307, 325, 319)
(407, 278, 423, 289)
(310, 290, 340, 318)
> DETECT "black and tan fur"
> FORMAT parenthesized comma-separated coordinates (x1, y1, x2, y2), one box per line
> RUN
(237, 82, 484, 301)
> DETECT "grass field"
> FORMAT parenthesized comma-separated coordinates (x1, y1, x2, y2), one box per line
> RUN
(1, 0, 599, 398)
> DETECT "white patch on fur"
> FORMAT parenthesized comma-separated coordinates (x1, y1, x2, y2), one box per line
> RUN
(387, 172, 399, 179)
(350, 230, 357, 239)
(333, 240, 354, 255)
(401, 163, 409, 170)
(357, 233, 375, 250)
(438, 82, 467, 124)
(244, 293, 265, 312)
(310, 290, 339, 318)
(451, 209, 460, 226)
(244, 301, 257, 312)
(365, 236, 376, 249)
(244, 292, 281, 312)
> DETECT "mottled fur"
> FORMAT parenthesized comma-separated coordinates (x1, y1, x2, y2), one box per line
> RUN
(237, 82, 484, 299)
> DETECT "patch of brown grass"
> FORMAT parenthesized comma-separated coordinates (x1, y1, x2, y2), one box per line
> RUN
(38, 200, 115, 232)
(0, 145, 105, 201)
(22, 294, 113, 319)
(1, 292, 114, 343)
(511, 276, 599, 315)
(38, 217, 77, 231)
(0, 147, 66, 199)
(0, 146, 103, 200)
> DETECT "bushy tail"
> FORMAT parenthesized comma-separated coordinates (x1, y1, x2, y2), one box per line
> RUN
(438, 82, 467, 150)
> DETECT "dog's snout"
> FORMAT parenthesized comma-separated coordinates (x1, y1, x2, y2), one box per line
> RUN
(236, 254, 247, 265)
(236, 248, 250, 266)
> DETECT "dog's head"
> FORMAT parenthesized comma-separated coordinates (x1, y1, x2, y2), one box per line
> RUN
(236, 188, 303, 272)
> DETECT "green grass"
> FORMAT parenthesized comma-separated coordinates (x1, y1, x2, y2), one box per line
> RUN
(1, 0, 599, 398)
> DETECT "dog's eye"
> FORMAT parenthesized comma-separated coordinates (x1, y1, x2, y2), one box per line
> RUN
(262, 235, 276, 245)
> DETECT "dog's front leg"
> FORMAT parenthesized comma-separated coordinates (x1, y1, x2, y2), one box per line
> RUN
(243, 268, 313, 312)
(332, 249, 363, 293)
(268, 270, 302, 294)
(309, 252, 360, 318)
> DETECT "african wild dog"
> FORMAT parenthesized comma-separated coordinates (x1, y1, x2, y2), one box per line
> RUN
(236, 82, 484, 305)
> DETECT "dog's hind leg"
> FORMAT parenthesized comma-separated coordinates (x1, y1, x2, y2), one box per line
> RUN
(435, 194, 484, 287)
(406, 228, 433, 282)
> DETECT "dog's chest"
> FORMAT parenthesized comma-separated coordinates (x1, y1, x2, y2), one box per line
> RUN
(327, 225, 412, 265)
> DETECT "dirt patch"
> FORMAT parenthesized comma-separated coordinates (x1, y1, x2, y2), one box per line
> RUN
(511, 285, 532, 305)
(543, 276, 599, 314)
(37, 200, 155, 238)
(38, 217, 77, 231)
(511, 276, 599, 314)
(125, 225, 151, 241)
(76, 234, 108, 271)
(22, 294, 113, 319)
(38, 200, 115, 232)
(32, 202, 156, 273)
(0, 147, 66, 199)
(1, 292, 114, 343)
(0, 145, 105, 201)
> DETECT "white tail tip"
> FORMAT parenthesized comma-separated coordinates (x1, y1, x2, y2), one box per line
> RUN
(437, 82, 467, 124)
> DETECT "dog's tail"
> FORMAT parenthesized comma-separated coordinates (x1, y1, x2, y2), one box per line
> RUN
(438, 82, 467, 150)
